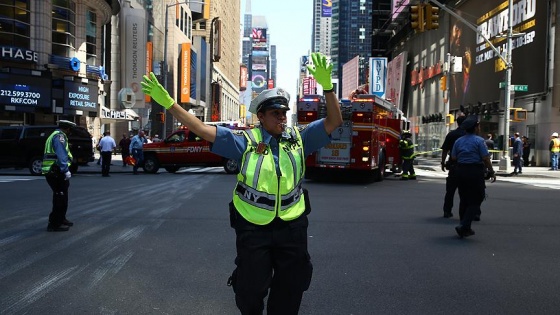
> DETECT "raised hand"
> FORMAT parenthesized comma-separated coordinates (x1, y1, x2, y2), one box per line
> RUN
(141, 72, 175, 109)
(307, 52, 333, 90)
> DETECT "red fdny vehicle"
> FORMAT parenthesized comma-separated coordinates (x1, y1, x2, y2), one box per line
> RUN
(142, 123, 247, 174)
(297, 94, 408, 181)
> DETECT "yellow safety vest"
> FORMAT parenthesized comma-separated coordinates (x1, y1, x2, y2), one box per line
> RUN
(42, 130, 72, 174)
(232, 127, 306, 225)
(551, 138, 560, 153)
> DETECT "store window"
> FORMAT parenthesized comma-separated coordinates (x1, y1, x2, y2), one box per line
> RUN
(52, 0, 76, 57)
(86, 9, 97, 64)
(0, 0, 31, 49)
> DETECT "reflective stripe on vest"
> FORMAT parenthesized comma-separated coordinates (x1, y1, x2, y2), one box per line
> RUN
(552, 138, 560, 152)
(42, 130, 72, 174)
(399, 139, 416, 159)
(232, 127, 306, 225)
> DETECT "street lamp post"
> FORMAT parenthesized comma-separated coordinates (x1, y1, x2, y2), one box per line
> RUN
(499, 0, 514, 172)
(162, 0, 206, 137)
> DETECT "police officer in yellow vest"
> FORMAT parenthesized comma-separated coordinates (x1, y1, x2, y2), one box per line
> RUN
(141, 52, 342, 315)
(42, 120, 75, 232)
(399, 130, 416, 180)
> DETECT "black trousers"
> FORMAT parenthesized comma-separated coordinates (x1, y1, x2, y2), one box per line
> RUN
(229, 203, 313, 315)
(101, 151, 112, 176)
(456, 164, 486, 228)
(402, 158, 415, 177)
(46, 175, 70, 226)
(443, 166, 463, 214)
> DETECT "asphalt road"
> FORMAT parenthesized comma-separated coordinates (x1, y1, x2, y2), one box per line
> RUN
(1, 170, 559, 314)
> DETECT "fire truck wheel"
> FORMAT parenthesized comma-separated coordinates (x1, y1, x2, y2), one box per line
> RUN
(224, 159, 239, 174)
(143, 156, 160, 174)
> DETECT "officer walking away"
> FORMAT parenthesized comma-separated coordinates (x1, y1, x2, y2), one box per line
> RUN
(522, 136, 531, 166)
(511, 132, 523, 175)
(549, 132, 560, 170)
(129, 130, 147, 175)
(399, 130, 416, 180)
(440, 114, 466, 218)
(99, 131, 116, 177)
(141, 51, 343, 315)
(42, 120, 76, 232)
(450, 116, 496, 238)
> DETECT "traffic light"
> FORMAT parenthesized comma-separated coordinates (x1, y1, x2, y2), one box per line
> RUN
(425, 4, 440, 30)
(410, 4, 425, 32)
(510, 108, 527, 121)
(445, 114, 454, 125)
(439, 76, 447, 91)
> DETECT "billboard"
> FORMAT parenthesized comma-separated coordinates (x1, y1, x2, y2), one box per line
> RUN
(392, 0, 410, 20)
(251, 71, 268, 93)
(322, 0, 332, 17)
(251, 28, 267, 43)
(369, 57, 387, 98)
(0, 73, 51, 108)
(180, 43, 191, 103)
(386, 52, 408, 109)
(120, 6, 147, 108)
(64, 81, 98, 111)
(240, 65, 248, 91)
(449, 0, 545, 109)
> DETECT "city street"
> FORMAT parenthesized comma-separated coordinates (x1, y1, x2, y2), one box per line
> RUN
(1, 167, 560, 314)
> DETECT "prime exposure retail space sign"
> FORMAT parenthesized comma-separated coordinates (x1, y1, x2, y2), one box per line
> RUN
(64, 81, 98, 111)
(0, 73, 51, 108)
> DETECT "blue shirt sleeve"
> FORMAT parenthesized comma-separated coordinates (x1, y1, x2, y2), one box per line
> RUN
(53, 133, 70, 173)
(299, 118, 331, 156)
(211, 126, 247, 160)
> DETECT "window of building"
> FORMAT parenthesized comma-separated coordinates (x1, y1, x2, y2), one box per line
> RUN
(0, 0, 31, 49)
(86, 9, 97, 64)
(52, 0, 76, 57)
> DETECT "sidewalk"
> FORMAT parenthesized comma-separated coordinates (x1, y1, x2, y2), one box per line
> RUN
(415, 156, 560, 179)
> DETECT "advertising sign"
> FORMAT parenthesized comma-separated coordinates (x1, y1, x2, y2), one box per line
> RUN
(0, 73, 50, 108)
(64, 81, 98, 111)
(386, 52, 407, 109)
(449, 0, 545, 109)
(369, 57, 387, 98)
(240, 65, 247, 91)
(252, 71, 268, 93)
(181, 43, 191, 103)
(322, 0, 332, 17)
(120, 7, 147, 108)
(392, 0, 410, 20)
(251, 28, 267, 43)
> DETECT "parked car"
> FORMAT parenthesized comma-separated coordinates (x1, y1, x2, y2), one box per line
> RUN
(0, 125, 94, 175)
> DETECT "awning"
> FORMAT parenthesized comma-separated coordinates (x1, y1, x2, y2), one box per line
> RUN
(100, 106, 139, 122)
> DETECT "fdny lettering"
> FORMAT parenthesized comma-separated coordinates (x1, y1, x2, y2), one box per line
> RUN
(184, 146, 208, 153)
(243, 190, 260, 202)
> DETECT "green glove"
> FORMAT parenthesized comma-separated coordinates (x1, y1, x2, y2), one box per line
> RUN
(141, 72, 175, 109)
(307, 52, 333, 90)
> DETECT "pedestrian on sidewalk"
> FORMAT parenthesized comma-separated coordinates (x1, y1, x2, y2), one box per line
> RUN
(119, 133, 131, 166)
(42, 120, 75, 232)
(440, 114, 466, 218)
(141, 51, 343, 315)
(522, 136, 531, 166)
(451, 116, 496, 238)
(512, 132, 523, 175)
(129, 130, 147, 175)
(549, 132, 560, 170)
(99, 131, 116, 177)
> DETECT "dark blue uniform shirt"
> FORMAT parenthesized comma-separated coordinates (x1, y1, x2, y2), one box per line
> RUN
(451, 134, 490, 164)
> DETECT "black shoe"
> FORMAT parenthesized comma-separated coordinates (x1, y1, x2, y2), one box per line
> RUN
(473, 215, 481, 221)
(63, 219, 74, 226)
(455, 225, 475, 238)
(443, 212, 453, 218)
(47, 224, 70, 232)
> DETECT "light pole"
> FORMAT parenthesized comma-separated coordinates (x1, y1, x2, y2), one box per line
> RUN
(162, 0, 206, 137)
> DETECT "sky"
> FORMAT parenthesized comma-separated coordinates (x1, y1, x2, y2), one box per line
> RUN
(240, 0, 313, 105)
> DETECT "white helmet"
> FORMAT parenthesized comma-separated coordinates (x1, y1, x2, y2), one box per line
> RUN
(249, 88, 290, 114)
(552, 132, 559, 137)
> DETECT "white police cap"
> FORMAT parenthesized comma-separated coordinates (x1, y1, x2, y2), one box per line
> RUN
(57, 120, 77, 128)
(249, 88, 290, 114)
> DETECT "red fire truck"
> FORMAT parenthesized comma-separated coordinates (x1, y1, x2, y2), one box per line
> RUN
(297, 94, 408, 181)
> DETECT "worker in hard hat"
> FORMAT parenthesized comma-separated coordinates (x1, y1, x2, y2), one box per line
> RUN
(141, 52, 342, 314)
(550, 132, 560, 170)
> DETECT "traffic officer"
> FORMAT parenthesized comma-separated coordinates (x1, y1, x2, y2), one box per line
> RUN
(399, 130, 416, 180)
(42, 120, 75, 232)
(141, 52, 342, 314)
(450, 115, 496, 238)
(440, 114, 466, 218)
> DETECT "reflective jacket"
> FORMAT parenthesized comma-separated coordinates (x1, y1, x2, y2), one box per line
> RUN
(399, 138, 416, 160)
(232, 127, 306, 225)
(42, 130, 72, 174)
(550, 138, 560, 153)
